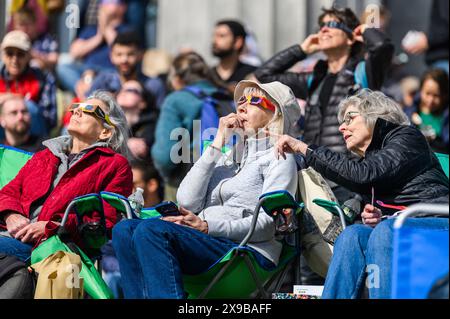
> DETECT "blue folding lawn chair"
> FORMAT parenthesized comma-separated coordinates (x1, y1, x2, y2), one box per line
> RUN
(392, 203, 449, 299)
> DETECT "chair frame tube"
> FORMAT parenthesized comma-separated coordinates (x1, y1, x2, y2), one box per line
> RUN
(197, 195, 295, 298)
(393, 203, 449, 229)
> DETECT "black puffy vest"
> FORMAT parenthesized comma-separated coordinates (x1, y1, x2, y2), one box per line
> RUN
(303, 58, 363, 154)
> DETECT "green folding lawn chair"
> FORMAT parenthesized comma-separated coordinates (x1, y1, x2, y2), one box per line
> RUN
(0, 144, 33, 189)
(435, 152, 449, 178)
(183, 190, 303, 299)
(31, 193, 114, 299)
(102, 190, 303, 299)
(100, 191, 161, 219)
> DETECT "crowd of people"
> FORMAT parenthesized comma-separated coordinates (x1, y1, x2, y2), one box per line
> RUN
(0, 0, 448, 299)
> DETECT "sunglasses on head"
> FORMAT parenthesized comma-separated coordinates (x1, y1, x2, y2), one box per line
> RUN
(319, 21, 353, 36)
(237, 95, 276, 113)
(4, 49, 26, 58)
(69, 103, 115, 127)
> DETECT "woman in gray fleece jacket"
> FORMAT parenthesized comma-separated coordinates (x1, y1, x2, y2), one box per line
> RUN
(112, 80, 302, 299)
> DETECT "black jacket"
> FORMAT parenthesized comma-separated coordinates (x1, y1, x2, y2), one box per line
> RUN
(305, 118, 449, 213)
(255, 29, 394, 154)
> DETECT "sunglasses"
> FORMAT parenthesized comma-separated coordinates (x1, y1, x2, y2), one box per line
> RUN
(237, 95, 276, 113)
(122, 87, 143, 96)
(319, 21, 354, 36)
(4, 49, 27, 58)
(69, 103, 115, 127)
(341, 111, 361, 126)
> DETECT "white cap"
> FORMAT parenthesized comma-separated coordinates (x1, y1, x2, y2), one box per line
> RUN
(1, 30, 31, 52)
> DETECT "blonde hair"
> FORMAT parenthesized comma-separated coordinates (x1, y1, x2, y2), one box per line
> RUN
(241, 87, 283, 136)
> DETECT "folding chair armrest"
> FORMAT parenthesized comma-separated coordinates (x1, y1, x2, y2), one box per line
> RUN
(100, 191, 135, 219)
(61, 200, 77, 227)
(238, 190, 299, 247)
(238, 197, 267, 247)
(393, 203, 449, 229)
(61, 193, 104, 227)
(312, 198, 347, 229)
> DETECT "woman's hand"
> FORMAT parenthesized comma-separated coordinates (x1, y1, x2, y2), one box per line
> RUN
(300, 34, 321, 55)
(211, 113, 243, 149)
(128, 137, 149, 159)
(4, 213, 30, 238)
(14, 221, 50, 243)
(361, 204, 382, 228)
(402, 31, 428, 55)
(353, 24, 368, 43)
(267, 131, 308, 159)
(161, 207, 208, 234)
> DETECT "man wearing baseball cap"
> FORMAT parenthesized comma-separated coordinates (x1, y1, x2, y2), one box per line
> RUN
(0, 30, 57, 137)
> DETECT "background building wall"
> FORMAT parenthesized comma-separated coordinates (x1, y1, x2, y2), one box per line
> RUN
(156, 0, 384, 64)
(0, 0, 435, 77)
(0, 1, 8, 40)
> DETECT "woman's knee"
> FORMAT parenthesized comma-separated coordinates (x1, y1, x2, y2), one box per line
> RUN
(334, 224, 373, 250)
(133, 218, 172, 239)
(367, 219, 395, 248)
(112, 219, 141, 243)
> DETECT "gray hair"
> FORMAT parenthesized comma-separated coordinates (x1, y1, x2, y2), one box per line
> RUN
(87, 90, 131, 158)
(338, 89, 410, 130)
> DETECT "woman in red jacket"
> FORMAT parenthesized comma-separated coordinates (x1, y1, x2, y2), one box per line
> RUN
(0, 90, 133, 262)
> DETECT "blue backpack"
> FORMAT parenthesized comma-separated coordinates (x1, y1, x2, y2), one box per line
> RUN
(183, 86, 236, 153)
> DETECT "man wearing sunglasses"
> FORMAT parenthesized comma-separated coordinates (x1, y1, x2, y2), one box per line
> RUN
(255, 6, 393, 203)
(0, 30, 57, 137)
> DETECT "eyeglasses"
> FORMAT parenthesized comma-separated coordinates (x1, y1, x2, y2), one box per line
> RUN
(319, 21, 353, 36)
(121, 87, 143, 96)
(341, 111, 361, 126)
(4, 49, 26, 58)
(69, 103, 115, 127)
(237, 95, 276, 112)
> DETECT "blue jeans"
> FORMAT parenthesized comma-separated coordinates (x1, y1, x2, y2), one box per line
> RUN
(322, 218, 449, 299)
(0, 236, 33, 263)
(125, 0, 147, 45)
(112, 218, 275, 299)
(56, 60, 110, 93)
(103, 271, 123, 299)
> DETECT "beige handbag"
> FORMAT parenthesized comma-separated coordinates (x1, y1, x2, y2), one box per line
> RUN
(297, 167, 337, 278)
(31, 250, 84, 299)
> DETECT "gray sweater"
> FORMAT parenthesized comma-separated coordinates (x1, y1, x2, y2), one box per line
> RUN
(177, 136, 298, 265)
